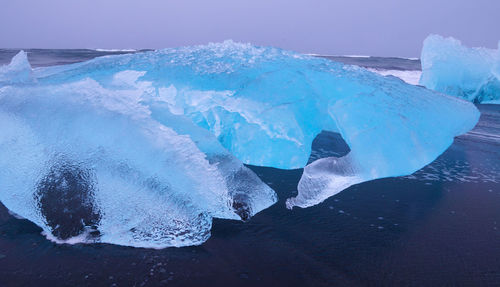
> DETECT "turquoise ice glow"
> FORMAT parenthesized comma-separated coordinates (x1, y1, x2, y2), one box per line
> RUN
(420, 34, 500, 104)
(0, 41, 479, 247)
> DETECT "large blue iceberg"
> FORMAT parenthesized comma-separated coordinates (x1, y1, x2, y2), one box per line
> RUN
(420, 34, 500, 104)
(0, 41, 479, 248)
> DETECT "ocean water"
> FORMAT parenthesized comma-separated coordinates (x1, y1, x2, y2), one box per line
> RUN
(313, 54, 422, 85)
(0, 50, 499, 286)
(0, 48, 152, 67)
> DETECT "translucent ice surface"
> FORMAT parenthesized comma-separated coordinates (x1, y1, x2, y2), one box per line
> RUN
(0, 51, 277, 248)
(0, 50, 33, 85)
(0, 42, 479, 247)
(420, 34, 500, 103)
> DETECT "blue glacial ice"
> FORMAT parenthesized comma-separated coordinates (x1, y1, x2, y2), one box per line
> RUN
(420, 34, 500, 104)
(0, 51, 277, 248)
(0, 41, 479, 247)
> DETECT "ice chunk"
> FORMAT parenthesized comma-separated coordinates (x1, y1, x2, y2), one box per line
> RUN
(0, 61, 276, 248)
(0, 50, 33, 85)
(419, 34, 500, 103)
(30, 42, 477, 170)
(287, 83, 478, 208)
(0, 41, 479, 245)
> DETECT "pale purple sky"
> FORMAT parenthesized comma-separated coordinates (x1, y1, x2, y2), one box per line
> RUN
(1, 0, 499, 57)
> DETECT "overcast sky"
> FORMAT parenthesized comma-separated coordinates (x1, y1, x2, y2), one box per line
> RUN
(1, 0, 499, 57)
